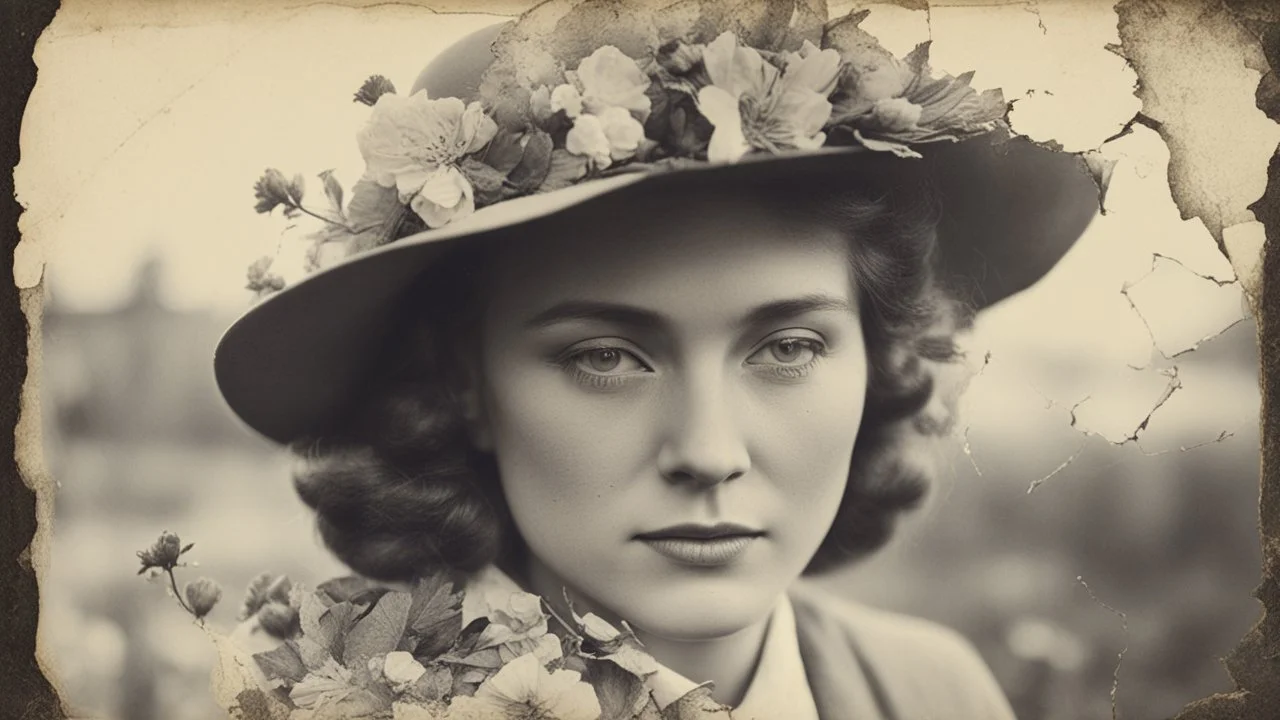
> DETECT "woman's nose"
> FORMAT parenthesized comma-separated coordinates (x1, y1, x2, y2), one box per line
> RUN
(657, 376, 750, 489)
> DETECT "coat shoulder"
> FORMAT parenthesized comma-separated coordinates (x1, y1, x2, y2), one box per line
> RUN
(789, 582, 1017, 720)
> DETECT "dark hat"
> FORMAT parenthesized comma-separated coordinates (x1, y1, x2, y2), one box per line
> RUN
(215, 2, 1100, 445)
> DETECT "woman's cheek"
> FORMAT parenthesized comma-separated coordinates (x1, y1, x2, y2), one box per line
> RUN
(755, 362, 866, 501)
(488, 367, 649, 510)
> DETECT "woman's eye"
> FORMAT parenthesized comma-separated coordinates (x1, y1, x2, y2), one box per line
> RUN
(746, 337, 822, 366)
(572, 347, 648, 374)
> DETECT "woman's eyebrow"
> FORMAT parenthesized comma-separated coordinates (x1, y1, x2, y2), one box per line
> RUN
(523, 294, 854, 331)
(737, 293, 855, 329)
(524, 301, 665, 331)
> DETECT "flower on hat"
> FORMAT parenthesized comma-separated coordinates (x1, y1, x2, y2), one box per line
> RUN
(248, 8, 1013, 294)
(695, 32, 842, 163)
(357, 93, 498, 228)
(571, 45, 651, 120)
(565, 106, 646, 169)
(448, 652, 601, 720)
(828, 41, 1005, 157)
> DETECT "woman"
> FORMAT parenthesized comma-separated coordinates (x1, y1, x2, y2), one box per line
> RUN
(218, 4, 1099, 718)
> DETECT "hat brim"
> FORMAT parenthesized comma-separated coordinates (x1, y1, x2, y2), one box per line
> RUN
(215, 137, 1099, 444)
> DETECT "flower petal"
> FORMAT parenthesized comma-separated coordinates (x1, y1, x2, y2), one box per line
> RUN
(782, 46, 842, 95)
(576, 45, 652, 119)
(410, 167, 475, 228)
(565, 114, 614, 169)
(460, 101, 498, 154)
(697, 86, 749, 163)
(701, 32, 777, 100)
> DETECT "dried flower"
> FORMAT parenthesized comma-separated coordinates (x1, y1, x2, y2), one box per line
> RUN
(245, 257, 286, 296)
(258, 601, 301, 639)
(184, 577, 223, 620)
(696, 32, 840, 163)
(240, 572, 294, 619)
(136, 531, 191, 575)
(354, 75, 397, 106)
(253, 169, 294, 214)
(572, 45, 652, 120)
(358, 93, 497, 228)
(829, 41, 1005, 153)
(448, 653, 600, 720)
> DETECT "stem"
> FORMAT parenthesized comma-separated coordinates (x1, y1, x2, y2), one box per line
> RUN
(167, 569, 195, 616)
(541, 597, 582, 642)
(290, 201, 351, 231)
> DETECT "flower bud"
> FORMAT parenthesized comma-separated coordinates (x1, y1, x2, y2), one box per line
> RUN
(184, 577, 223, 619)
(257, 601, 300, 639)
(869, 97, 923, 132)
(530, 85, 553, 123)
(253, 169, 294, 214)
(353, 75, 397, 107)
(136, 531, 186, 574)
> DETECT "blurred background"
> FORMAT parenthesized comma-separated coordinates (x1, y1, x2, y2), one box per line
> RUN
(23, 3, 1266, 720)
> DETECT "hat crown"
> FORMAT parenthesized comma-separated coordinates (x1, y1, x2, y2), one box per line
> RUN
(410, 22, 507, 101)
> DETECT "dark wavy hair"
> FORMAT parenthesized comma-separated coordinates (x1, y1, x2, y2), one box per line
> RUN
(291, 174, 973, 583)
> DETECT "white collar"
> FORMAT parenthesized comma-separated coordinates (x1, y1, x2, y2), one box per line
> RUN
(734, 596, 820, 720)
(463, 568, 819, 719)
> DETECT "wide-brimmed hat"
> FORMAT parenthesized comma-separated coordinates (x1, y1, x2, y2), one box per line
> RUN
(215, 0, 1101, 445)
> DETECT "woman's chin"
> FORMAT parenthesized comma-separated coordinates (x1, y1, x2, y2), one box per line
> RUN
(606, 582, 780, 641)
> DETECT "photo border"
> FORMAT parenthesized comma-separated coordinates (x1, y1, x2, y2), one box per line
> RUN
(2, 1, 1275, 717)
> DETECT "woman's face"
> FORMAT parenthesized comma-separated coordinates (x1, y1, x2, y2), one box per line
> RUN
(473, 194, 868, 640)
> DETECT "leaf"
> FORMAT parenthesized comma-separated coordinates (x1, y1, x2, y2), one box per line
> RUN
(317, 576, 383, 605)
(407, 663, 453, 703)
(450, 616, 491, 657)
(298, 593, 332, 639)
(851, 129, 922, 158)
(482, 128, 528, 174)
(441, 647, 503, 670)
(319, 170, 345, 218)
(903, 40, 932, 75)
(405, 575, 464, 660)
(507, 129, 554, 193)
(585, 658, 653, 720)
(661, 685, 733, 720)
(254, 641, 307, 686)
(345, 180, 402, 236)
(342, 591, 412, 670)
(295, 637, 333, 673)
(539, 149, 590, 192)
(459, 157, 509, 206)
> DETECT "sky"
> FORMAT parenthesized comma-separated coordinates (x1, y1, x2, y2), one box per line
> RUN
(13, 1, 1263, 453)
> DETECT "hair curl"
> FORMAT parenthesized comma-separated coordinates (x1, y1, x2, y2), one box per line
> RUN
(292, 177, 972, 583)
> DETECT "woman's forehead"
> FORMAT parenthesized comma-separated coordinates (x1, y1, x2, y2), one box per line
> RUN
(482, 201, 857, 326)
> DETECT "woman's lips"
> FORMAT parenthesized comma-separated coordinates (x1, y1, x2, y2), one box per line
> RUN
(634, 523, 764, 567)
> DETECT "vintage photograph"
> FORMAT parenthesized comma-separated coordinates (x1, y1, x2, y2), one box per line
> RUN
(12, 1, 1274, 719)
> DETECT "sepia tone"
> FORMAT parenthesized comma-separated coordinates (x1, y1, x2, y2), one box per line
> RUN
(3, 0, 1279, 719)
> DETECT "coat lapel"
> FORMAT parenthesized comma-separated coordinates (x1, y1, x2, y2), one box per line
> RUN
(790, 586, 895, 720)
